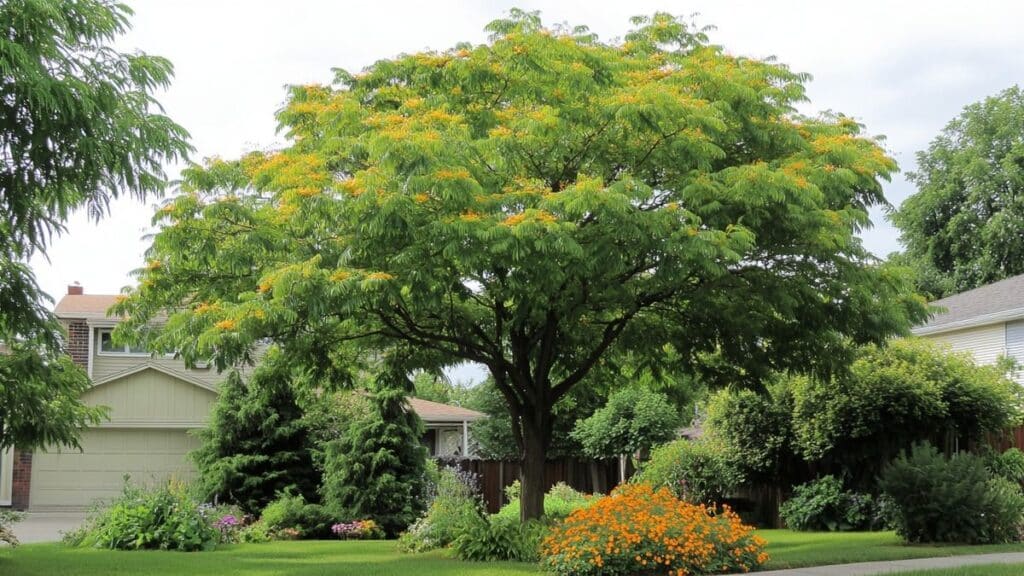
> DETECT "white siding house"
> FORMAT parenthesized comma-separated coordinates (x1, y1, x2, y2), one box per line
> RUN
(912, 274, 1024, 383)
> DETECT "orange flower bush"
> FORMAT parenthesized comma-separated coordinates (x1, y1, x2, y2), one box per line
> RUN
(541, 483, 767, 575)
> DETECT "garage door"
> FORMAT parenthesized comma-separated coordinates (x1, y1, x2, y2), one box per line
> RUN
(29, 428, 200, 510)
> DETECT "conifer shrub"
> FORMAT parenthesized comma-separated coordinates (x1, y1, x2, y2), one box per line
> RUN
(880, 443, 1024, 544)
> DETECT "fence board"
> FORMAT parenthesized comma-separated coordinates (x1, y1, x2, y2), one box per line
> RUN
(439, 457, 623, 513)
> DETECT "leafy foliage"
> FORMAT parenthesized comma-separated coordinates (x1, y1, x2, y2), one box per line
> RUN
(779, 476, 877, 532)
(452, 515, 547, 563)
(541, 483, 767, 575)
(893, 85, 1024, 296)
(986, 447, 1024, 486)
(398, 465, 484, 553)
(0, 0, 188, 450)
(704, 382, 797, 485)
(320, 372, 429, 537)
(790, 339, 1022, 487)
(632, 438, 743, 505)
(114, 10, 927, 520)
(495, 482, 594, 522)
(571, 387, 680, 459)
(0, 510, 23, 547)
(880, 443, 1024, 544)
(192, 355, 319, 515)
(66, 481, 219, 551)
(259, 492, 333, 540)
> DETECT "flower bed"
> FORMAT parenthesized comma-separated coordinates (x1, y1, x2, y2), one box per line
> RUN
(541, 483, 767, 575)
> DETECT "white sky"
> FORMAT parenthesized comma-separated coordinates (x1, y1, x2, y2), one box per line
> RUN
(31, 0, 1024, 308)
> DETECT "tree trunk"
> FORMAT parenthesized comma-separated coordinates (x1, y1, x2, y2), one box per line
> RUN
(520, 416, 548, 522)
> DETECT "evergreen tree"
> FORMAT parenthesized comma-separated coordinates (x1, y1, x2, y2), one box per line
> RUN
(193, 355, 318, 514)
(320, 368, 428, 537)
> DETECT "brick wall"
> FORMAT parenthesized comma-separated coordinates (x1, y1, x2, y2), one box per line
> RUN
(11, 449, 32, 510)
(66, 319, 89, 369)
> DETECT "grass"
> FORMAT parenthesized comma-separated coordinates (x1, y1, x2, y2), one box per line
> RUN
(892, 565, 1024, 575)
(3, 531, 1024, 575)
(760, 530, 1024, 570)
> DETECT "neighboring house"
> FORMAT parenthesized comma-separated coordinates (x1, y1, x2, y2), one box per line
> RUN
(1, 285, 484, 511)
(912, 273, 1024, 382)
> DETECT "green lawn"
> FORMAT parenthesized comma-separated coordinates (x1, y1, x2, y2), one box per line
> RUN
(892, 565, 1024, 575)
(3, 531, 1024, 575)
(760, 530, 1024, 570)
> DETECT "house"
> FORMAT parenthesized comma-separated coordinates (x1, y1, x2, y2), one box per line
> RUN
(1, 285, 484, 511)
(912, 273, 1024, 382)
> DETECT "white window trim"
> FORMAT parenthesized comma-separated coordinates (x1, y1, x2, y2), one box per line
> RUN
(95, 328, 152, 357)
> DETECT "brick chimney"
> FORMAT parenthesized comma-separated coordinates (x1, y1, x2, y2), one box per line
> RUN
(63, 282, 89, 368)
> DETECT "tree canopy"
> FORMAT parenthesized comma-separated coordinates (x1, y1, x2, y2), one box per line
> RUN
(0, 0, 189, 449)
(115, 10, 926, 519)
(893, 85, 1024, 297)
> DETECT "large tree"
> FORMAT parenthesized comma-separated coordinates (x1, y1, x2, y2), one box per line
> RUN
(0, 0, 189, 449)
(115, 11, 926, 519)
(893, 85, 1024, 297)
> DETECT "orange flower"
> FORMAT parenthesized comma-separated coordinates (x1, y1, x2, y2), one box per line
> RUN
(214, 319, 236, 331)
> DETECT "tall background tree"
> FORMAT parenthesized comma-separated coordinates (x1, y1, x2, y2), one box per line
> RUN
(0, 0, 190, 449)
(893, 85, 1024, 298)
(116, 11, 926, 520)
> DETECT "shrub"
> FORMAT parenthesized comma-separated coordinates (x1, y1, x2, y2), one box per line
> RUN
(779, 476, 876, 532)
(495, 481, 594, 522)
(331, 519, 384, 540)
(321, 381, 428, 537)
(542, 483, 768, 576)
(398, 466, 483, 553)
(1, 510, 23, 547)
(212, 514, 243, 544)
(880, 443, 1024, 544)
(261, 492, 333, 539)
(452, 515, 547, 562)
(986, 447, 1024, 485)
(68, 480, 219, 551)
(193, 363, 319, 515)
(633, 439, 743, 505)
(572, 387, 682, 459)
(238, 520, 273, 543)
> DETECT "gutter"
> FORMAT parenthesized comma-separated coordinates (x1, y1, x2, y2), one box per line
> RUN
(912, 306, 1024, 336)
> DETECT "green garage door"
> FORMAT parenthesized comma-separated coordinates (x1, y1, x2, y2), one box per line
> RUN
(29, 428, 200, 510)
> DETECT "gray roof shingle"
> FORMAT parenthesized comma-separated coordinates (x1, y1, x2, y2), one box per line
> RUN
(914, 273, 1024, 334)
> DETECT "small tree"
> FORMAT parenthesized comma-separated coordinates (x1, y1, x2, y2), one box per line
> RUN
(320, 369, 428, 536)
(192, 353, 319, 514)
(572, 386, 680, 463)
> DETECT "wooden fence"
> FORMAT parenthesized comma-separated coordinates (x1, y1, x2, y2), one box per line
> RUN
(439, 457, 627, 513)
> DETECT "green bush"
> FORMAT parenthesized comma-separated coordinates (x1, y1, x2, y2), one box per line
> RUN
(452, 515, 547, 562)
(779, 476, 876, 532)
(494, 481, 593, 522)
(321, 382, 428, 537)
(398, 466, 483, 553)
(237, 520, 273, 543)
(67, 481, 219, 551)
(1, 510, 23, 547)
(987, 447, 1024, 485)
(632, 438, 743, 505)
(880, 443, 1024, 544)
(192, 363, 319, 516)
(260, 492, 333, 539)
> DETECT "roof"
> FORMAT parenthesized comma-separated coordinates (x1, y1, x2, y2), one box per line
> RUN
(407, 397, 485, 423)
(913, 273, 1024, 336)
(54, 294, 122, 321)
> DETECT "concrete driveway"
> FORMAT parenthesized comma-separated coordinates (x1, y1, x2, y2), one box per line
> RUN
(11, 512, 86, 544)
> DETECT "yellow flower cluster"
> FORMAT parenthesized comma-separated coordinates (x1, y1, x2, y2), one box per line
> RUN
(542, 483, 768, 576)
(214, 319, 236, 331)
(366, 272, 394, 281)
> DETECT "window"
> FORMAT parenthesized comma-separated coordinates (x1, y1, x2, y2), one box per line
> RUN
(97, 328, 149, 355)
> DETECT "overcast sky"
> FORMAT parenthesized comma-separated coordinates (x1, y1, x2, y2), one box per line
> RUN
(31, 0, 1024, 305)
